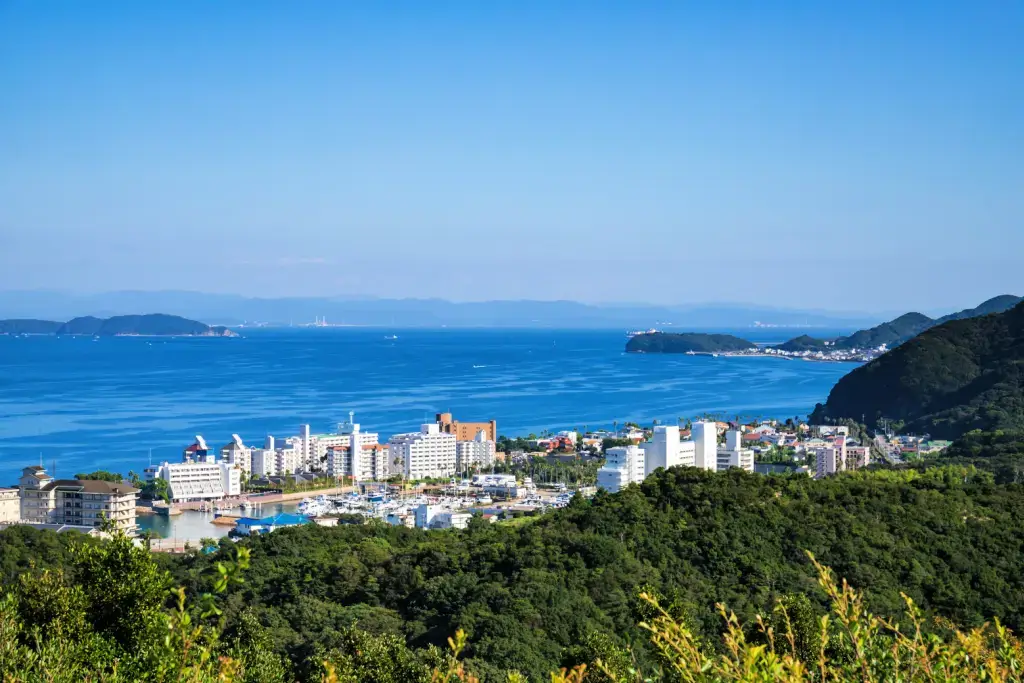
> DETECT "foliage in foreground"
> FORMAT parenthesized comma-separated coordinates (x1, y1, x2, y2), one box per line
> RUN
(2, 535, 1024, 683)
(8, 461, 1024, 680)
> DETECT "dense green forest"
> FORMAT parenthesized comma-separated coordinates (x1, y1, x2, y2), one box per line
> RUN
(812, 301, 1024, 438)
(6, 456, 1024, 681)
(625, 332, 754, 353)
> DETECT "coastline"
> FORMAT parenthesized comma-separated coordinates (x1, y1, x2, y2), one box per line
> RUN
(632, 350, 865, 364)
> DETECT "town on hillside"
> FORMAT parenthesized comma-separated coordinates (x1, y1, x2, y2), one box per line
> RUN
(0, 411, 951, 546)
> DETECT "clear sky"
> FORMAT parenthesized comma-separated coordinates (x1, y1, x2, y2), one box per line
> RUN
(1, 1, 1021, 311)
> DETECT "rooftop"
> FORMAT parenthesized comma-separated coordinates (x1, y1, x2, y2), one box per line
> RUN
(41, 479, 139, 495)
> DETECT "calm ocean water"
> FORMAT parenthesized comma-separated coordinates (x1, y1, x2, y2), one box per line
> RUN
(0, 328, 856, 486)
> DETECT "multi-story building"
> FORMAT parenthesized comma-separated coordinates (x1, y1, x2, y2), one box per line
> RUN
(220, 434, 252, 473)
(456, 430, 496, 471)
(182, 436, 215, 464)
(641, 425, 697, 475)
(815, 436, 848, 479)
(319, 415, 384, 480)
(716, 430, 756, 473)
(846, 445, 871, 470)
(147, 461, 241, 502)
(596, 445, 645, 493)
(275, 444, 302, 475)
(691, 421, 718, 471)
(436, 412, 497, 442)
(250, 436, 278, 477)
(389, 424, 457, 480)
(18, 466, 138, 532)
(0, 487, 20, 523)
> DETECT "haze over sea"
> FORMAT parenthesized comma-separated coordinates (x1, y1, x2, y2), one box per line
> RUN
(0, 328, 856, 485)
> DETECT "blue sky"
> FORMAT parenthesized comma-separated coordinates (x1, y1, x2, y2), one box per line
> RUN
(1, 1, 1021, 311)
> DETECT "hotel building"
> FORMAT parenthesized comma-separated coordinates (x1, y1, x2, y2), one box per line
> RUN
(389, 424, 457, 480)
(18, 466, 138, 532)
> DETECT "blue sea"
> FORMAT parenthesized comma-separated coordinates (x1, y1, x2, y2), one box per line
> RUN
(0, 328, 856, 486)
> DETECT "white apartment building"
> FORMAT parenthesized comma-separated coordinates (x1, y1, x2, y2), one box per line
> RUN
(389, 424, 457, 480)
(816, 436, 848, 479)
(148, 461, 241, 502)
(691, 421, 718, 471)
(641, 425, 697, 475)
(0, 487, 21, 523)
(456, 430, 496, 471)
(596, 445, 645, 493)
(18, 466, 138, 532)
(320, 416, 385, 480)
(220, 434, 252, 474)
(716, 430, 756, 473)
(294, 415, 382, 475)
(275, 445, 302, 475)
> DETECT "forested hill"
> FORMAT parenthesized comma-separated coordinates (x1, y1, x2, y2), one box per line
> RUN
(811, 301, 1024, 438)
(625, 332, 755, 353)
(776, 295, 1021, 352)
(7, 464, 1024, 680)
(0, 313, 236, 337)
(0, 319, 62, 334)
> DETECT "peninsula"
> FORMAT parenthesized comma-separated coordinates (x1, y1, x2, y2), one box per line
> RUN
(626, 294, 1021, 362)
(0, 313, 238, 337)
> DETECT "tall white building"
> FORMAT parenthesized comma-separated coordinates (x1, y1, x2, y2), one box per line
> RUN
(251, 436, 278, 477)
(692, 421, 718, 471)
(389, 424, 457, 480)
(220, 434, 252, 474)
(148, 461, 241, 502)
(456, 430, 496, 471)
(323, 414, 384, 480)
(641, 425, 697, 475)
(716, 430, 756, 472)
(275, 445, 302, 476)
(597, 445, 645, 493)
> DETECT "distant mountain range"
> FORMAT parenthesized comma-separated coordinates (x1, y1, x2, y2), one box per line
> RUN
(0, 314, 236, 337)
(0, 290, 887, 329)
(626, 295, 1021, 355)
(811, 299, 1024, 439)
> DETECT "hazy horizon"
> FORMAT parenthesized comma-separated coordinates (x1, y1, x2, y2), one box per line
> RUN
(2, 3, 1021, 310)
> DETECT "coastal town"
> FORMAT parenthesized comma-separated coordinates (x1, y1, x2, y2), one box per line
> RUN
(0, 410, 951, 547)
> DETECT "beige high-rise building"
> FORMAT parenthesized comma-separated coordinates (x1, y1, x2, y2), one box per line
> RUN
(436, 412, 497, 442)
(19, 466, 138, 532)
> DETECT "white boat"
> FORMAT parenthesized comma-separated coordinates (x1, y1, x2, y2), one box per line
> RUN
(384, 334, 398, 340)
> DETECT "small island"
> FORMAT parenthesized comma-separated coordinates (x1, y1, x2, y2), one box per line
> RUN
(625, 332, 755, 354)
(0, 313, 238, 337)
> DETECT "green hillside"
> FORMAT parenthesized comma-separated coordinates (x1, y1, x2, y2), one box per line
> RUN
(7, 463, 1024, 680)
(773, 295, 1021, 353)
(811, 301, 1024, 438)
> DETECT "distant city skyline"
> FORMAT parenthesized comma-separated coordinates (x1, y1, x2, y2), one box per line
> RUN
(1, 2, 1021, 310)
